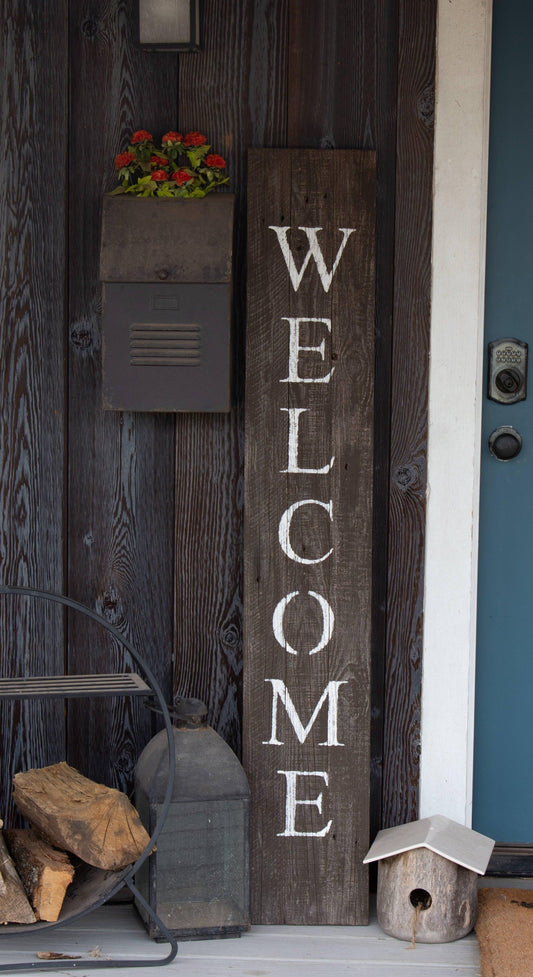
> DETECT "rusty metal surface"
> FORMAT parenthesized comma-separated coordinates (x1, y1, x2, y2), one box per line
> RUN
(102, 283, 231, 412)
(99, 195, 235, 284)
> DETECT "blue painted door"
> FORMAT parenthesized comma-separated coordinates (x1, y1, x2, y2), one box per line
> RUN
(473, 0, 533, 842)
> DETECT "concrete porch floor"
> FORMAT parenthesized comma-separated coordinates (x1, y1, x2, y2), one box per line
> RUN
(2, 879, 531, 976)
(0, 900, 481, 977)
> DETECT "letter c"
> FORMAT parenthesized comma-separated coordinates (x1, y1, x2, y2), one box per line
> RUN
(278, 499, 334, 565)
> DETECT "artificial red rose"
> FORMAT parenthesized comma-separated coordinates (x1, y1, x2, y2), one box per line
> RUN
(183, 131, 207, 147)
(162, 131, 183, 143)
(150, 155, 169, 168)
(171, 169, 194, 185)
(151, 170, 168, 182)
(131, 129, 153, 144)
(206, 154, 226, 169)
(115, 151, 135, 169)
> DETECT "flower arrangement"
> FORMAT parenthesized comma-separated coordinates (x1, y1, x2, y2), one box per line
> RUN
(110, 129, 229, 198)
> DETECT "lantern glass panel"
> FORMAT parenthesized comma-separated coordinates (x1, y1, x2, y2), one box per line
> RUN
(138, 0, 200, 50)
(139, 0, 190, 45)
(154, 799, 248, 932)
(134, 713, 250, 940)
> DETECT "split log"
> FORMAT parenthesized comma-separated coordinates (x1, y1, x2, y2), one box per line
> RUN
(0, 820, 37, 924)
(4, 829, 74, 922)
(13, 762, 151, 871)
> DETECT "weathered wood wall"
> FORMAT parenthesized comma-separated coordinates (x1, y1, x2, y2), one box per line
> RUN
(0, 0, 435, 834)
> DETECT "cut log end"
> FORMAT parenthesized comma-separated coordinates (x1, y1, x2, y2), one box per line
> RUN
(4, 829, 74, 922)
(13, 762, 151, 871)
(0, 830, 37, 925)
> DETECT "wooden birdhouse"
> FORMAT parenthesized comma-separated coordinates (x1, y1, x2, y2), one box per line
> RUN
(364, 815, 495, 943)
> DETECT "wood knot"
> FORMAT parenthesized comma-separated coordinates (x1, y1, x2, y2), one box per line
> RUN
(96, 587, 125, 627)
(81, 19, 99, 39)
(394, 465, 416, 489)
(417, 86, 435, 127)
(222, 623, 240, 650)
(70, 324, 94, 350)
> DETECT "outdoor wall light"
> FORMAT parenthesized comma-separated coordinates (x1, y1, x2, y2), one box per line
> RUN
(138, 0, 200, 51)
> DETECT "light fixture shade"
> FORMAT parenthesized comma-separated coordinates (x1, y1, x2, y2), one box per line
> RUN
(138, 0, 200, 51)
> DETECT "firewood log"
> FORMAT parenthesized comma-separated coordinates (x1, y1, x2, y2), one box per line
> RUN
(13, 762, 151, 871)
(0, 821, 37, 924)
(4, 829, 74, 922)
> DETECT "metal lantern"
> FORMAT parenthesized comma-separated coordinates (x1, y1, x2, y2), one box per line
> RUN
(134, 698, 250, 940)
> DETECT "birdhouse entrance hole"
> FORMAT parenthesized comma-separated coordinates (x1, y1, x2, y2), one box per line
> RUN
(409, 888, 432, 911)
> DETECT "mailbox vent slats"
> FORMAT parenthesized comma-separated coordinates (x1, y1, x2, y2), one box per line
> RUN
(129, 323, 201, 367)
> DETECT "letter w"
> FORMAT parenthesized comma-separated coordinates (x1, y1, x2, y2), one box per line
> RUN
(269, 226, 355, 293)
(263, 678, 347, 746)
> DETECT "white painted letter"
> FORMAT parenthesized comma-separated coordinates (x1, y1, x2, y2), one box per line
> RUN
(263, 678, 346, 745)
(269, 226, 355, 293)
(280, 408, 335, 474)
(277, 770, 333, 837)
(280, 317, 335, 383)
(272, 590, 334, 656)
(278, 499, 334, 565)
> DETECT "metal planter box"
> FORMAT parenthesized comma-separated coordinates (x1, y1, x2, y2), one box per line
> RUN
(99, 194, 234, 412)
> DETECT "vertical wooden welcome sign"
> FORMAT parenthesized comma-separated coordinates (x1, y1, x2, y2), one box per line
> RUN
(244, 149, 376, 925)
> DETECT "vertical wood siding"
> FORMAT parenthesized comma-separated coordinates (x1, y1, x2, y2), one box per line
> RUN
(66, 0, 177, 789)
(383, 0, 436, 826)
(173, 0, 290, 755)
(0, 0, 435, 835)
(0, 1, 69, 823)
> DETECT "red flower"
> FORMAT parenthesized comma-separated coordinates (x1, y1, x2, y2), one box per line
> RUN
(115, 151, 135, 169)
(131, 129, 153, 144)
(206, 154, 226, 169)
(183, 131, 207, 147)
(172, 169, 194, 185)
(150, 155, 169, 168)
(162, 131, 183, 143)
(151, 170, 167, 182)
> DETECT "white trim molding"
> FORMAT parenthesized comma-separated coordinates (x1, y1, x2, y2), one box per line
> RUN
(420, 0, 493, 825)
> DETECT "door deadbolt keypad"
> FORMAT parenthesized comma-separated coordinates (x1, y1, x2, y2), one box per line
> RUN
(488, 338, 528, 404)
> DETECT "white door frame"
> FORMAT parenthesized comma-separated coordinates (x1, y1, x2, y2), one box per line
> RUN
(419, 0, 493, 826)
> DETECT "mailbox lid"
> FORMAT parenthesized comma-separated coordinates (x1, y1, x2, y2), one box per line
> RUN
(100, 194, 234, 284)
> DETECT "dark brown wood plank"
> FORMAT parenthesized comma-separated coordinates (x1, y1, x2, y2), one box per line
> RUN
(369, 0, 399, 846)
(66, 0, 177, 791)
(286, 0, 400, 844)
(383, 0, 436, 827)
(288, 0, 378, 149)
(244, 149, 375, 924)
(173, 0, 289, 754)
(0, 1, 68, 823)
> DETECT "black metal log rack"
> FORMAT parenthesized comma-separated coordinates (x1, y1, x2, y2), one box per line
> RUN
(0, 584, 178, 972)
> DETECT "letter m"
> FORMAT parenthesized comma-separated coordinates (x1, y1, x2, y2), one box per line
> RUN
(263, 679, 347, 746)
(268, 226, 355, 293)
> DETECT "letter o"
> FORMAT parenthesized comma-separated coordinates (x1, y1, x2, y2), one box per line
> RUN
(272, 590, 335, 656)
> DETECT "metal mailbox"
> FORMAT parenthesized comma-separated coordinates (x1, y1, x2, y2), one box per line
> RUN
(99, 194, 234, 412)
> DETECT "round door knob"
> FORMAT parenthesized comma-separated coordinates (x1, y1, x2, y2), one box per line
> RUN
(489, 426, 522, 461)
(495, 368, 523, 395)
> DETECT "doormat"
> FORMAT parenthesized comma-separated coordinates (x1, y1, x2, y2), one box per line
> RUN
(475, 888, 533, 977)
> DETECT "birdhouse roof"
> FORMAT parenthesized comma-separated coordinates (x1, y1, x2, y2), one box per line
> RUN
(363, 814, 494, 875)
